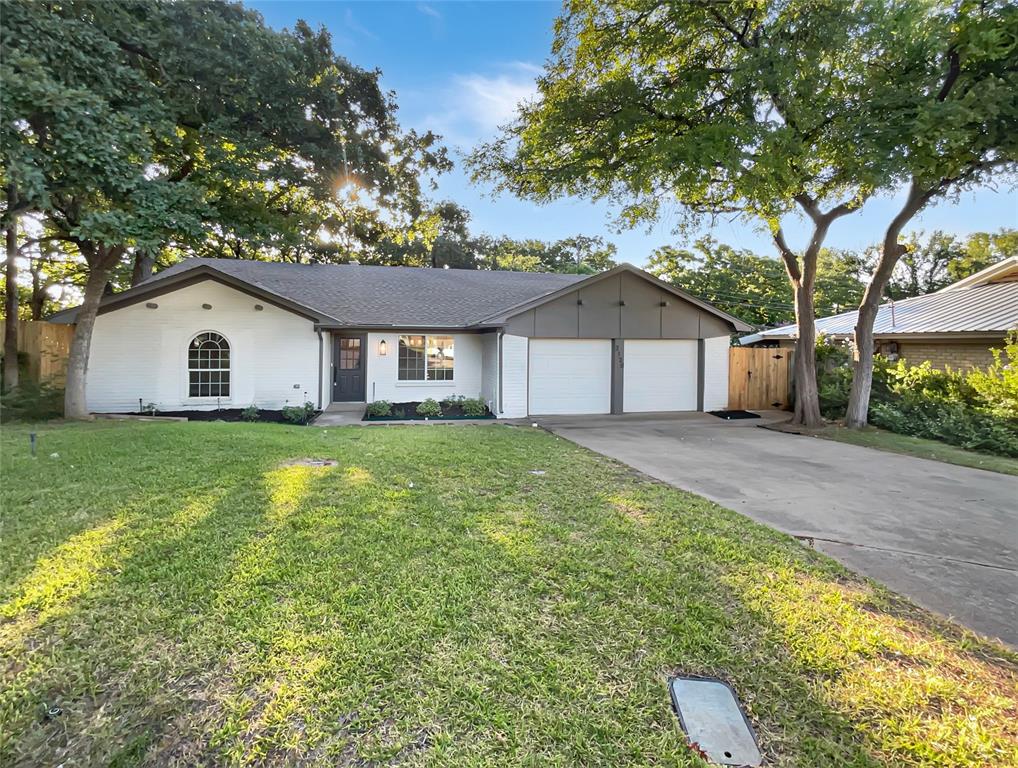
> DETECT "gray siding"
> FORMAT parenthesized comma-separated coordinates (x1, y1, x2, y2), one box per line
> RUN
(506, 272, 734, 340)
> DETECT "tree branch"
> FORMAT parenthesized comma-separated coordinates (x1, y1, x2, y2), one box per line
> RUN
(936, 47, 961, 102)
(772, 227, 801, 281)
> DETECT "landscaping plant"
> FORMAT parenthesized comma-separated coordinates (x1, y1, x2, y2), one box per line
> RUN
(440, 394, 465, 410)
(968, 330, 1018, 420)
(0, 381, 63, 423)
(817, 337, 1018, 457)
(365, 400, 393, 418)
(281, 401, 317, 425)
(415, 398, 442, 418)
(460, 397, 488, 417)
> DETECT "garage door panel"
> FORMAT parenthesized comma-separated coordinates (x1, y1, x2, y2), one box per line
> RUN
(623, 340, 697, 412)
(529, 339, 611, 415)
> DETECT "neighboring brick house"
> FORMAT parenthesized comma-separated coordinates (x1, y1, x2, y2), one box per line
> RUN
(738, 257, 1018, 370)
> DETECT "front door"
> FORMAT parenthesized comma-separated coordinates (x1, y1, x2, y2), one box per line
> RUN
(332, 335, 366, 402)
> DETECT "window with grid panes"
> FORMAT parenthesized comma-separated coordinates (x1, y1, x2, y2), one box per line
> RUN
(188, 332, 230, 397)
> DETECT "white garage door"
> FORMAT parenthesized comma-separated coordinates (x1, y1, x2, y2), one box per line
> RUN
(529, 339, 611, 415)
(623, 340, 698, 412)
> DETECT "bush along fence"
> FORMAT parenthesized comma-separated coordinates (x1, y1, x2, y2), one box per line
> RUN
(0, 321, 74, 422)
(0, 320, 74, 386)
(816, 331, 1018, 458)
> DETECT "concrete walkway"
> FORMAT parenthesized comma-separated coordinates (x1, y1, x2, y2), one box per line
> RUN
(312, 402, 366, 426)
(539, 412, 1018, 646)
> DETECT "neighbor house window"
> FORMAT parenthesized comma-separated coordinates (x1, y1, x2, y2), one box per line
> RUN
(398, 335, 454, 381)
(188, 332, 230, 397)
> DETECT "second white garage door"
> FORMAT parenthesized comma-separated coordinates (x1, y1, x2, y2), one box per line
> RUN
(623, 340, 698, 412)
(529, 339, 611, 415)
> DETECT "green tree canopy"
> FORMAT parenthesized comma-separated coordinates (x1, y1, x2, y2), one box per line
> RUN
(646, 238, 865, 327)
(1, 0, 447, 417)
(469, 0, 906, 424)
(470, 0, 1017, 426)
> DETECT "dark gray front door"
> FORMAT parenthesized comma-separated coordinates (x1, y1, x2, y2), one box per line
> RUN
(333, 335, 366, 402)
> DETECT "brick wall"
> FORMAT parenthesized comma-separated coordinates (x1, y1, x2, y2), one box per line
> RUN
(896, 340, 1001, 371)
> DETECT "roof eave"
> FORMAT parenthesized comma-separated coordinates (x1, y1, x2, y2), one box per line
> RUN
(53, 264, 340, 325)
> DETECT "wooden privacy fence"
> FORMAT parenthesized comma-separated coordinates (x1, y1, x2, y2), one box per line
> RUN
(0, 320, 75, 386)
(729, 347, 792, 411)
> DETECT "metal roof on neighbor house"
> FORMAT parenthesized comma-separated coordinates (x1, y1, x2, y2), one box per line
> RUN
(739, 276, 1018, 344)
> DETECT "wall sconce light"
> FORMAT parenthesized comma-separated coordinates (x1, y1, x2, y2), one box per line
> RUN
(145, 302, 158, 309)
(576, 298, 584, 306)
(254, 304, 264, 311)
(378, 339, 388, 356)
(618, 300, 627, 307)
(202, 303, 212, 310)
(660, 300, 670, 307)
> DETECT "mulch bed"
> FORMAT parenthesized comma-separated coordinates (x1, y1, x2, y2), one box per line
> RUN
(364, 401, 495, 422)
(126, 408, 318, 424)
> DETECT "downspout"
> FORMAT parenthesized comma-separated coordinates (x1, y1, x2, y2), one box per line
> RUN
(497, 330, 504, 417)
(317, 329, 324, 410)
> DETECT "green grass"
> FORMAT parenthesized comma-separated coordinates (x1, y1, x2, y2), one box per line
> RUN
(798, 424, 1018, 475)
(1, 422, 1015, 767)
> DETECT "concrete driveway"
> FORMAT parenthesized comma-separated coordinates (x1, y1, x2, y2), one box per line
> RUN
(539, 412, 1018, 646)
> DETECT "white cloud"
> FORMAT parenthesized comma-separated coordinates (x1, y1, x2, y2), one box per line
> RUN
(417, 3, 442, 20)
(421, 62, 540, 148)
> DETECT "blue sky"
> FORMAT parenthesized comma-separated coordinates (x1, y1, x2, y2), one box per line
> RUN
(250, 1, 1017, 267)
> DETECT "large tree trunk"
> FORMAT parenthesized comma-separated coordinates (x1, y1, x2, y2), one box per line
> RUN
(773, 199, 848, 428)
(791, 277, 822, 426)
(3, 213, 19, 391)
(846, 183, 932, 428)
(64, 246, 122, 420)
(131, 250, 155, 287)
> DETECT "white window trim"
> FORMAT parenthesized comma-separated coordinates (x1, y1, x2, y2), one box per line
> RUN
(185, 330, 234, 403)
(396, 334, 456, 384)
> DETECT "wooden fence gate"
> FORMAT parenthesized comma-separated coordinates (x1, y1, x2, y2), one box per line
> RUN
(0, 320, 75, 386)
(728, 347, 792, 410)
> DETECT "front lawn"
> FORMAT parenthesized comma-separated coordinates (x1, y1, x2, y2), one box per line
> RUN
(1, 422, 1015, 767)
(773, 422, 1018, 476)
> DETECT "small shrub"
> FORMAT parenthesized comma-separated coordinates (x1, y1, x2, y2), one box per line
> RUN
(366, 400, 392, 417)
(817, 334, 1018, 458)
(0, 382, 64, 422)
(282, 400, 316, 425)
(870, 397, 1018, 458)
(416, 398, 442, 418)
(968, 330, 1018, 419)
(441, 394, 465, 409)
(460, 397, 488, 417)
(815, 335, 851, 371)
(241, 405, 260, 422)
(818, 365, 853, 419)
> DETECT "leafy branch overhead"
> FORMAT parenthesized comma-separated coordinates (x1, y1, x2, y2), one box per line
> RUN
(469, 0, 1017, 427)
(1, 0, 450, 418)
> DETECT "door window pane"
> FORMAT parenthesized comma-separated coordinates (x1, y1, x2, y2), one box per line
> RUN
(339, 338, 361, 370)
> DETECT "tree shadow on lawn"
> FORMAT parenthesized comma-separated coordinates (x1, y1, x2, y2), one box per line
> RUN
(1, 425, 1016, 767)
(0, 421, 305, 595)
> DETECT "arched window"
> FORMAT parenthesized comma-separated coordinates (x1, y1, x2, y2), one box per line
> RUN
(188, 332, 230, 398)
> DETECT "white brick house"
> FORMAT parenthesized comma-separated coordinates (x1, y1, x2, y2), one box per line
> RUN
(52, 260, 751, 418)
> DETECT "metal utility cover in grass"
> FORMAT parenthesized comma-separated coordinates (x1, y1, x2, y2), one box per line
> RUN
(669, 677, 762, 766)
